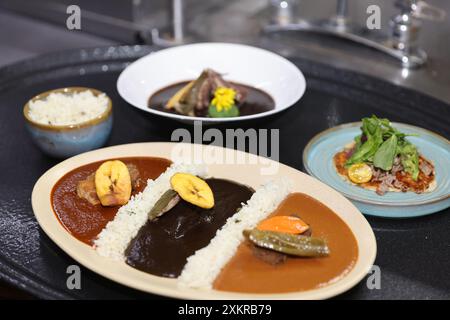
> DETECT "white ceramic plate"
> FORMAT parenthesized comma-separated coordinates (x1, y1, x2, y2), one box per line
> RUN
(32, 142, 376, 300)
(117, 43, 306, 123)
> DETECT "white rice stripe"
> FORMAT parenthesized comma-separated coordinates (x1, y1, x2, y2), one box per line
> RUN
(94, 163, 206, 261)
(178, 179, 292, 289)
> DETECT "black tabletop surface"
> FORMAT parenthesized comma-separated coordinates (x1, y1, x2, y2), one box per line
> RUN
(0, 45, 448, 299)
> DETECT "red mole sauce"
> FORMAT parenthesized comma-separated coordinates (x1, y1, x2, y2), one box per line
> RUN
(213, 193, 358, 293)
(51, 157, 171, 245)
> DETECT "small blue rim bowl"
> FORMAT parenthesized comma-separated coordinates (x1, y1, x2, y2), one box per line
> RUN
(23, 87, 113, 158)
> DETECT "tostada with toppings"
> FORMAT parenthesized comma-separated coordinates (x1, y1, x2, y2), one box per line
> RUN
(334, 115, 436, 196)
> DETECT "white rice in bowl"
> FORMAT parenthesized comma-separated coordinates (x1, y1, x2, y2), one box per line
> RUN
(28, 90, 108, 126)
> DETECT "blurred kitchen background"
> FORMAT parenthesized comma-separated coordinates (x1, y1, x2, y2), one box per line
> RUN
(0, 0, 449, 102)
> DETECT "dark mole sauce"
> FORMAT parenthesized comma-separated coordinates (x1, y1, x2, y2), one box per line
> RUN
(148, 81, 275, 117)
(51, 157, 172, 245)
(125, 179, 254, 278)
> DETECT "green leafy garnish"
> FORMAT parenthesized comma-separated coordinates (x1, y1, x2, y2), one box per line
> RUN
(373, 134, 397, 171)
(397, 141, 420, 180)
(208, 103, 239, 118)
(345, 120, 383, 165)
(345, 115, 420, 180)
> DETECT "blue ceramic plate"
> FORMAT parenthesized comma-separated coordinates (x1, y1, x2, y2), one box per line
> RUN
(303, 122, 450, 218)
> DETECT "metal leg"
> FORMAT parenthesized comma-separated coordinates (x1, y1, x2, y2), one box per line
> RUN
(173, 0, 184, 43)
(152, 0, 185, 47)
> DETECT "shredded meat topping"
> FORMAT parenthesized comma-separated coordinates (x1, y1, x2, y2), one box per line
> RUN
(334, 151, 435, 195)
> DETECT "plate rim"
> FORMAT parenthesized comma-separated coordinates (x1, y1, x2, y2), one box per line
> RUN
(116, 42, 306, 123)
(32, 142, 376, 300)
(303, 122, 450, 207)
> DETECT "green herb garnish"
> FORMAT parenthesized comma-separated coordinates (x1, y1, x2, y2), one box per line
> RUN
(208, 103, 239, 118)
(397, 141, 420, 180)
(373, 134, 398, 171)
(345, 115, 420, 180)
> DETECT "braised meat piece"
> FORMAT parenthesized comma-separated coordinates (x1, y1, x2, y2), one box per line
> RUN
(206, 69, 247, 103)
(126, 163, 142, 189)
(169, 68, 248, 117)
(76, 173, 100, 205)
(251, 245, 287, 265)
(76, 163, 141, 206)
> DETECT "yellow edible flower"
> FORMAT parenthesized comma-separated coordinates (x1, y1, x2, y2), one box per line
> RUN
(211, 87, 236, 112)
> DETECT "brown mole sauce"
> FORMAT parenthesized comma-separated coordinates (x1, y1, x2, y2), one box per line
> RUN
(124, 179, 254, 278)
(213, 193, 359, 293)
(148, 81, 275, 117)
(51, 157, 172, 245)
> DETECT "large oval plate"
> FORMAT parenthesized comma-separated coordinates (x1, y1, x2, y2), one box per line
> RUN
(117, 43, 306, 124)
(32, 142, 375, 299)
(303, 122, 450, 218)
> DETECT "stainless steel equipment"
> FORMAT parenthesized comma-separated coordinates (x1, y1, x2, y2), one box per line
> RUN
(264, 0, 446, 68)
(150, 0, 186, 46)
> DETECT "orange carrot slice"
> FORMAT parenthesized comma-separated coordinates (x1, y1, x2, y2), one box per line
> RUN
(257, 216, 309, 234)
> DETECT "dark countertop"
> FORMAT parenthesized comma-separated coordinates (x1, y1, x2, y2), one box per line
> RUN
(0, 45, 448, 300)
(0, 281, 33, 299)
(0, 9, 116, 299)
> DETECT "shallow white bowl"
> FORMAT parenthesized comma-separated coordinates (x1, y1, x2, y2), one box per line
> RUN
(117, 43, 306, 123)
